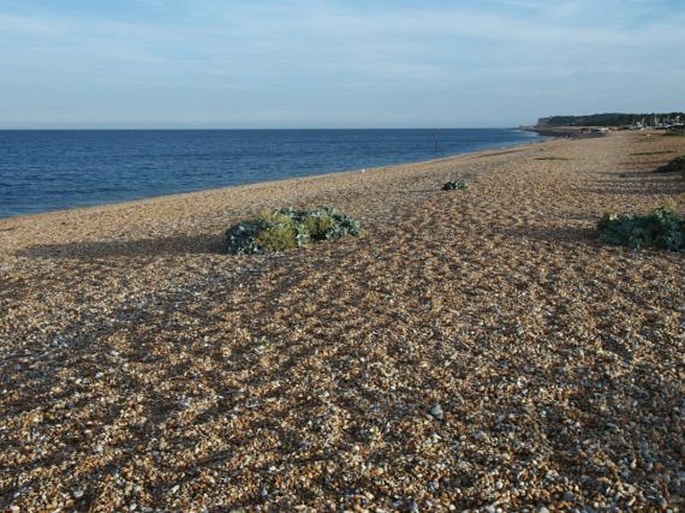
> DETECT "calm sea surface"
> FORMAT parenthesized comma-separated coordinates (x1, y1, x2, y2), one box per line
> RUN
(0, 129, 540, 219)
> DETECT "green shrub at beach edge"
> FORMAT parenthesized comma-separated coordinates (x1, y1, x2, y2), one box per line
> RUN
(654, 155, 685, 174)
(597, 205, 684, 252)
(225, 206, 361, 254)
(442, 179, 468, 191)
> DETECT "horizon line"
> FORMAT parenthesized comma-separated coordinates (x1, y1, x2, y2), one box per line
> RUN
(0, 126, 522, 131)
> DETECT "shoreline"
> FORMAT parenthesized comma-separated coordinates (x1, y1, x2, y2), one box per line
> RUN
(1, 131, 683, 511)
(520, 125, 609, 138)
(0, 129, 544, 221)
(0, 136, 542, 227)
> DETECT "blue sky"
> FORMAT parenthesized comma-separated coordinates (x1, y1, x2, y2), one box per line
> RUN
(0, 0, 683, 128)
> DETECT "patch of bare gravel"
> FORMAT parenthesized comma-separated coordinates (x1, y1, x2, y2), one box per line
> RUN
(0, 132, 683, 512)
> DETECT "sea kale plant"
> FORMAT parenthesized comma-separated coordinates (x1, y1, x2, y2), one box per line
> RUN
(597, 205, 684, 252)
(654, 155, 685, 174)
(442, 179, 468, 191)
(225, 206, 361, 254)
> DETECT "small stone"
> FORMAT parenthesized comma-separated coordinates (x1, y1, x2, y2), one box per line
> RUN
(538, 508, 550, 513)
(429, 404, 444, 420)
(474, 430, 487, 441)
(73, 489, 85, 499)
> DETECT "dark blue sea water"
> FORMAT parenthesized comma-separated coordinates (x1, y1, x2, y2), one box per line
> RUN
(0, 129, 540, 219)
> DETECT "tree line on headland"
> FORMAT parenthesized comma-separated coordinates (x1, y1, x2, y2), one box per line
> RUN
(537, 112, 685, 128)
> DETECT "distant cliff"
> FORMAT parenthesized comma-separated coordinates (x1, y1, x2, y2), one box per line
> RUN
(537, 112, 684, 127)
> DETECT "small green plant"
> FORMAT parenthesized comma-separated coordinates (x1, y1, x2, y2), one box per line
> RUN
(597, 205, 684, 252)
(254, 220, 299, 253)
(225, 206, 361, 254)
(442, 179, 468, 191)
(303, 214, 335, 241)
(654, 155, 685, 173)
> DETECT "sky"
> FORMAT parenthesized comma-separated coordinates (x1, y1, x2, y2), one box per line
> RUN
(0, 0, 683, 129)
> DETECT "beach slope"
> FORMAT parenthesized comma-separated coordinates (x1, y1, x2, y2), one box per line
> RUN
(1, 132, 683, 511)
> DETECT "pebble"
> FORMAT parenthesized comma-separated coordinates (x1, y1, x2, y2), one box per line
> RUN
(429, 403, 444, 420)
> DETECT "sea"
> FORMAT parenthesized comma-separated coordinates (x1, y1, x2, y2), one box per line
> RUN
(0, 128, 541, 219)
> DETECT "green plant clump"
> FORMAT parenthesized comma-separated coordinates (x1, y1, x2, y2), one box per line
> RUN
(225, 206, 361, 254)
(442, 179, 468, 191)
(654, 155, 685, 173)
(597, 206, 684, 252)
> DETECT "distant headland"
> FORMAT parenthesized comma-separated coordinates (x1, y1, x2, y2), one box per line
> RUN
(523, 111, 685, 137)
(537, 112, 684, 129)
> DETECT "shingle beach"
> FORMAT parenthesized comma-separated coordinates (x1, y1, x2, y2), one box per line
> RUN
(1, 131, 683, 511)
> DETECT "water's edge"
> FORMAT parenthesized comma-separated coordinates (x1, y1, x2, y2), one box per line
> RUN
(0, 129, 542, 220)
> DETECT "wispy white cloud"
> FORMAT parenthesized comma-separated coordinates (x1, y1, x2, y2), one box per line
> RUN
(0, 0, 683, 127)
(0, 11, 68, 36)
